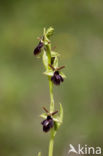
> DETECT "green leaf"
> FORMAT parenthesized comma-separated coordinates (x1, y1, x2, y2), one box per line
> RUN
(38, 152, 41, 156)
(43, 70, 54, 76)
(42, 50, 48, 70)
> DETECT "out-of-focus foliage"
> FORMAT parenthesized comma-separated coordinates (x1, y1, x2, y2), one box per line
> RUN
(0, 0, 103, 156)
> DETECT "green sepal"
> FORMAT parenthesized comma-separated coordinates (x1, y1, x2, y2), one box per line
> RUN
(51, 51, 60, 57)
(43, 40, 49, 46)
(38, 152, 41, 156)
(53, 103, 63, 136)
(40, 113, 47, 119)
(43, 70, 54, 76)
(52, 117, 61, 123)
(51, 51, 60, 68)
(53, 56, 58, 69)
(60, 72, 66, 78)
(43, 28, 50, 44)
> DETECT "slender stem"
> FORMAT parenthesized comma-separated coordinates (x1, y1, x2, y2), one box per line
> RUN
(48, 129, 54, 156)
(46, 43, 55, 156)
(48, 77, 54, 112)
(48, 76, 55, 156)
(45, 43, 54, 112)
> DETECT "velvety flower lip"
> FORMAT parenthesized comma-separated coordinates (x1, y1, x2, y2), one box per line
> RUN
(41, 116, 54, 132)
(33, 41, 43, 55)
(51, 71, 64, 85)
(41, 107, 58, 132)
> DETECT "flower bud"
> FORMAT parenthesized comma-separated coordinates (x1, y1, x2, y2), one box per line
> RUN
(46, 27, 54, 38)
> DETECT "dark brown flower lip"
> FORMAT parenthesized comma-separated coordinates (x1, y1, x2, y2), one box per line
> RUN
(33, 41, 43, 55)
(48, 64, 65, 85)
(41, 107, 58, 132)
(51, 71, 64, 85)
(41, 116, 54, 132)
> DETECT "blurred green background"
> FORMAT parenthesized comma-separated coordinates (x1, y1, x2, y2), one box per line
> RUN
(0, 0, 103, 156)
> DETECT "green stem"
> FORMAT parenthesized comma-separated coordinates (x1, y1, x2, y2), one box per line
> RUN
(48, 129, 54, 156)
(46, 43, 55, 156)
(48, 77, 55, 156)
(49, 77, 54, 112)
(46, 44, 54, 112)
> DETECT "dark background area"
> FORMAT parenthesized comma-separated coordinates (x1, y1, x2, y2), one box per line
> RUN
(0, 0, 103, 156)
